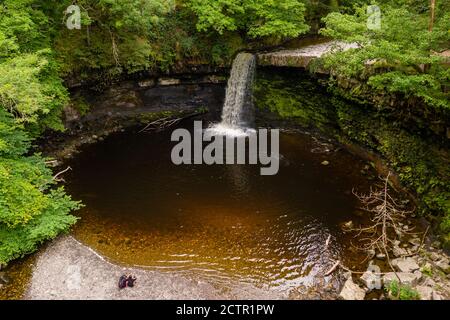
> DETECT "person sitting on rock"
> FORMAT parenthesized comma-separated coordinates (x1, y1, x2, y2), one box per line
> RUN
(126, 275, 137, 287)
(118, 275, 128, 289)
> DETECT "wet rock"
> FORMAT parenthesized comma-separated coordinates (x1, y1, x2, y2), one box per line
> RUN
(391, 257, 420, 273)
(339, 278, 366, 300)
(158, 78, 181, 86)
(202, 75, 226, 84)
(416, 285, 433, 300)
(138, 79, 156, 88)
(376, 253, 386, 260)
(383, 272, 421, 287)
(257, 41, 359, 69)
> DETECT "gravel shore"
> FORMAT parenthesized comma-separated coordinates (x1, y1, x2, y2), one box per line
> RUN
(25, 235, 225, 300)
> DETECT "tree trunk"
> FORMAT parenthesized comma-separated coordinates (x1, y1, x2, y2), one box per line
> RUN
(429, 0, 436, 32)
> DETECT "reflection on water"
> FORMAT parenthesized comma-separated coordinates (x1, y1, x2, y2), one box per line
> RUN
(66, 121, 372, 297)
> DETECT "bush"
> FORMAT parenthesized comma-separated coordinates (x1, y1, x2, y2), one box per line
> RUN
(0, 110, 81, 265)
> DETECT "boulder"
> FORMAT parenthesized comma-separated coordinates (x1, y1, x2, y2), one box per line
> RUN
(138, 79, 156, 88)
(435, 258, 450, 274)
(158, 78, 181, 86)
(429, 252, 441, 261)
(339, 278, 366, 300)
(392, 246, 408, 257)
(360, 269, 382, 291)
(416, 286, 433, 300)
(383, 272, 421, 287)
(432, 292, 443, 300)
(421, 277, 436, 288)
(391, 257, 420, 273)
(413, 270, 423, 283)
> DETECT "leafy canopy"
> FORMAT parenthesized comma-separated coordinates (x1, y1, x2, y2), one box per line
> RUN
(0, 109, 81, 264)
(319, 2, 450, 110)
(187, 0, 310, 39)
(0, 0, 81, 265)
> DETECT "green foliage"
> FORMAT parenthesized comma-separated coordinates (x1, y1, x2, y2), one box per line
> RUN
(0, 110, 80, 264)
(0, 0, 69, 133)
(0, 1, 81, 265)
(53, 0, 244, 79)
(421, 264, 433, 277)
(386, 280, 420, 300)
(187, 0, 310, 39)
(318, 2, 450, 110)
(51, 0, 311, 79)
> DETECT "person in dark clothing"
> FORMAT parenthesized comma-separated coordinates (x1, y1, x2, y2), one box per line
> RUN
(118, 275, 128, 289)
(126, 275, 137, 287)
(118, 274, 137, 289)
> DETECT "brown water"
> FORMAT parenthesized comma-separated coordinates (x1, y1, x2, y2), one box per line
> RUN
(65, 120, 374, 297)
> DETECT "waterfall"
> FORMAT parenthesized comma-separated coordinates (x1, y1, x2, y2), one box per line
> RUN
(220, 53, 256, 129)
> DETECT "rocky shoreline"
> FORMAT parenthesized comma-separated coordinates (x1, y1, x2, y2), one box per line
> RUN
(3, 231, 448, 300)
(338, 236, 450, 300)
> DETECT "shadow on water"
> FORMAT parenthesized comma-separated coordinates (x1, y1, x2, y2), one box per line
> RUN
(65, 119, 375, 297)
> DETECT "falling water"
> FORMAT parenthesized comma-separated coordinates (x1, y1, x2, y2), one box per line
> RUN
(220, 53, 256, 129)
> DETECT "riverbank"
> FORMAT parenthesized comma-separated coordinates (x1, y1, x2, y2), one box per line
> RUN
(24, 235, 225, 300)
(23, 235, 316, 300)
(3, 231, 448, 300)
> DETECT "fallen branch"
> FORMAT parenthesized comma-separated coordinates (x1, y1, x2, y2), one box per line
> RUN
(324, 260, 340, 276)
(53, 166, 72, 182)
(324, 234, 331, 250)
(139, 111, 206, 133)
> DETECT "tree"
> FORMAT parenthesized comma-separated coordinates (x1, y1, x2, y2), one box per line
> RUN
(0, 0, 81, 265)
(187, 0, 310, 40)
(429, 0, 436, 31)
(0, 109, 81, 265)
(319, 3, 450, 110)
